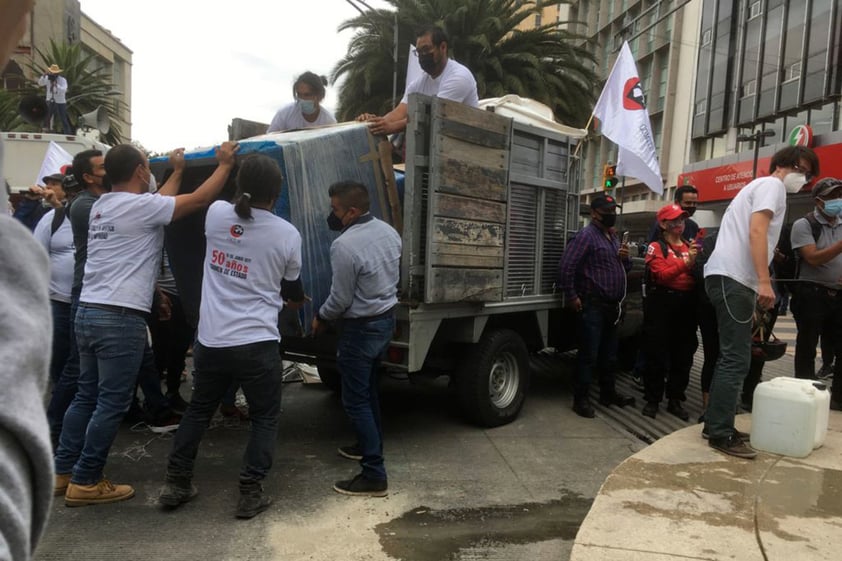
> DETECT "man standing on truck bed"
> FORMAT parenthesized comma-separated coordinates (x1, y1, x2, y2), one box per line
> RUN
(558, 194, 636, 418)
(312, 181, 401, 497)
(357, 25, 478, 136)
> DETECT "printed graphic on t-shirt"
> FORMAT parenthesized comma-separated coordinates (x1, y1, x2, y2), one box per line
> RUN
(209, 248, 250, 280)
(90, 221, 114, 240)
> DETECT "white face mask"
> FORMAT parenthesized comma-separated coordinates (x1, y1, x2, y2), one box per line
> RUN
(147, 170, 157, 193)
(783, 172, 807, 194)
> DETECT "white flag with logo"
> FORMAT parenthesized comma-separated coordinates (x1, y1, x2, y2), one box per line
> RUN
(36, 141, 73, 187)
(593, 42, 663, 195)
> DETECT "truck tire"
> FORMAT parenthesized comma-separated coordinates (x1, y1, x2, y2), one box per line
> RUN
(456, 329, 530, 427)
(315, 360, 341, 394)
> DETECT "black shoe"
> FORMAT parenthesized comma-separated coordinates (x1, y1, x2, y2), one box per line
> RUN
(337, 444, 363, 461)
(666, 399, 689, 421)
(709, 433, 757, 459)
(572, 397, 595, 418)
(830, 401, 842, 412)
(642, 402, 658, 418)
(236, 481, 272, 519)
(599, 392, 636, 407)
(702, 427, 750, 440)
(740, 400, 753, 412)
(333, 474, 388, 497)
(817, 364, 834, 380)
(158, 477, 197, 508)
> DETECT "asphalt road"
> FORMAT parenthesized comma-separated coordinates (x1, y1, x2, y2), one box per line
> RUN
(36, 364, 642, 561)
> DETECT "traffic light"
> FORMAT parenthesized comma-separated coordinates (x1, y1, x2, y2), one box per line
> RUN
(603, 164, 618, 190)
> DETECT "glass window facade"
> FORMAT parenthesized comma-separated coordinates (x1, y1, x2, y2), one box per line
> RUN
(692, 0, 842, 143)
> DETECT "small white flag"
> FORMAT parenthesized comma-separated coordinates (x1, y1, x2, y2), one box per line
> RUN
(36, 141, 73, 187)
(593, 42, 663, 195)
(406, 44, 422, 89)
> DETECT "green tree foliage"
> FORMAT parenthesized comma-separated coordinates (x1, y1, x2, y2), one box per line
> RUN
(333, 0, 598, 126)
(2, 40, 125, 145)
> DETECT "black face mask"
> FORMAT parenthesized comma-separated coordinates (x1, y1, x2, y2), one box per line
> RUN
(326, 212, 344, 231)
(681, 206, 697, 217)
(418, 53, 437, 74)
(597, 213, 617, 228)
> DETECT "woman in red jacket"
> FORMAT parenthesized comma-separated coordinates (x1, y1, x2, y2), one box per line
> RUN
(641, 204, 699, 420)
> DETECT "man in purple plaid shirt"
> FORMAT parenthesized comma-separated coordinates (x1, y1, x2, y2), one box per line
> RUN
(558, 195, 636, 418)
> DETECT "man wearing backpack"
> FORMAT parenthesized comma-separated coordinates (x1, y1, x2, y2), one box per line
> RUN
(704, 145, 819, 459)
(790, 177, 842, 412)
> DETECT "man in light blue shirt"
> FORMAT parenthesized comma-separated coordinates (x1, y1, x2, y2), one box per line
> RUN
(312, 181, 401, 497)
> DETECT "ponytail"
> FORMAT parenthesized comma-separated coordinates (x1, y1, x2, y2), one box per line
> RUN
(234, 192, 252, 219)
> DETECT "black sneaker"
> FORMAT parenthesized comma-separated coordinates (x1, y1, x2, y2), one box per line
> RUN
(236, 481, 272, 519)
(709, 433, 757, 459)
(158, 478, 197, 508)
(572, 397, 595, 418)
(642, 402, 658, 419)
(337, 444, 363, 461)
(333, 474, 388, 497)
(599, 392, 636, 407)
(666, 399, 689, 421)
(817, 364, 834, 380)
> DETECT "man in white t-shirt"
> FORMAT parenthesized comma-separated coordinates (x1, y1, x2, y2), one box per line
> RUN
(357, 25, 478, 135)
(53, 141, 238, 507)
(703, 145, 819, 459)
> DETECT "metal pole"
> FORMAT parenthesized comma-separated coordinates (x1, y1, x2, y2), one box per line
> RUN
(392, 13, 398, 107)
(752, 135, 760, 179)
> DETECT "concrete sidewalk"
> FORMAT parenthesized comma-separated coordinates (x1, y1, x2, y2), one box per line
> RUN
(572, 412, 842, 560)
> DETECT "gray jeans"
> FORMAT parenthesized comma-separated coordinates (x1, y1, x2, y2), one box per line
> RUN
(704, 275, 755, 440)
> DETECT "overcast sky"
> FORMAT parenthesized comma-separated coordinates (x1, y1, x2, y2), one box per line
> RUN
(80, 0, 392, 152)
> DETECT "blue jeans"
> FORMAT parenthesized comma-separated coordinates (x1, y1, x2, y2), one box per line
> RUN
(54, 305, 149, 484)
(47, 295, 81, 448)
(337, 314, 394, 481)
(704, 276, 755, 440)
(167, 340, 281, 483)
(574, 296, 620, 400)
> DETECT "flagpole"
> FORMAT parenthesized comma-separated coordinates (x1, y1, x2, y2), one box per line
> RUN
(572, 113, 595, 160)
(615, 175, 626, 230)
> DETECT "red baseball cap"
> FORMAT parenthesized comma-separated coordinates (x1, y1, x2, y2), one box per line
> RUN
(656, 203, 688, 222)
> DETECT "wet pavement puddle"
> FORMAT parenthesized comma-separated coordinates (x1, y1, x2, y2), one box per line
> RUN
(375, 493, 592, 561)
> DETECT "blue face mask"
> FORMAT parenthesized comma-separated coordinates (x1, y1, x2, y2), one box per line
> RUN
(821, 198, 842, 217)
(298, 99, 317, 116)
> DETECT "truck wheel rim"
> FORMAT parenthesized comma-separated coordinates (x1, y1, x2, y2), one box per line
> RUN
(489, 352, 519, 408)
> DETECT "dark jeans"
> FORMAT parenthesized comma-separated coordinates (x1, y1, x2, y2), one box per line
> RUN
(55, 305, 148, 484)
(48, 300, 72, 385)
(574, 296, 621, 400)
(338, 314, 395, 481)
(167, 340, 281, 483)
(697, 294, 719, 394)
(642, 289, 698, 403)
(149, 292, 195, 395)
(47, 295, 81, 449)
(46, 101, 72, 134)
(704, 276, 755, 440)
(137, 340, 171, 416)
(793, 284, 842, 382)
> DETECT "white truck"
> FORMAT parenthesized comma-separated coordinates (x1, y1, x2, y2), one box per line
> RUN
(1, 132, 108, 194)
(154, 95, 610, 427)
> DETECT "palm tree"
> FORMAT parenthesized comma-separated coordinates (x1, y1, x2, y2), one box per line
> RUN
(332, 0, 598, 127)
(4, 40, 126, 145)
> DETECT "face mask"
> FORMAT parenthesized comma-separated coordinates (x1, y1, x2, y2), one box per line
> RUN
(668, 223, 685, 236)
(681, 206, 696, 217)
(298, 99, 317, 116)
(821, 198, 842, 217)
(418, 53, 437, 74)
(783, 172, 807, 194)
(597, 212, 617, 228)
(327, 211, 345, 231)
(147, 172, 157, 193)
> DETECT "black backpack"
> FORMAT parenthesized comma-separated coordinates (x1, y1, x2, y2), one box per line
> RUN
(775, 213, 822, 281)
(50, 206, 66, 236)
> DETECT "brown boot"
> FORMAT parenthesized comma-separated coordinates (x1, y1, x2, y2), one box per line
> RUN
(54, 473, 71, 497)
(65, 479, 135, 507)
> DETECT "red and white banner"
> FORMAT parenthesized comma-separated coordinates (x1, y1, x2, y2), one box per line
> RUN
(593, 41, 663, 195)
